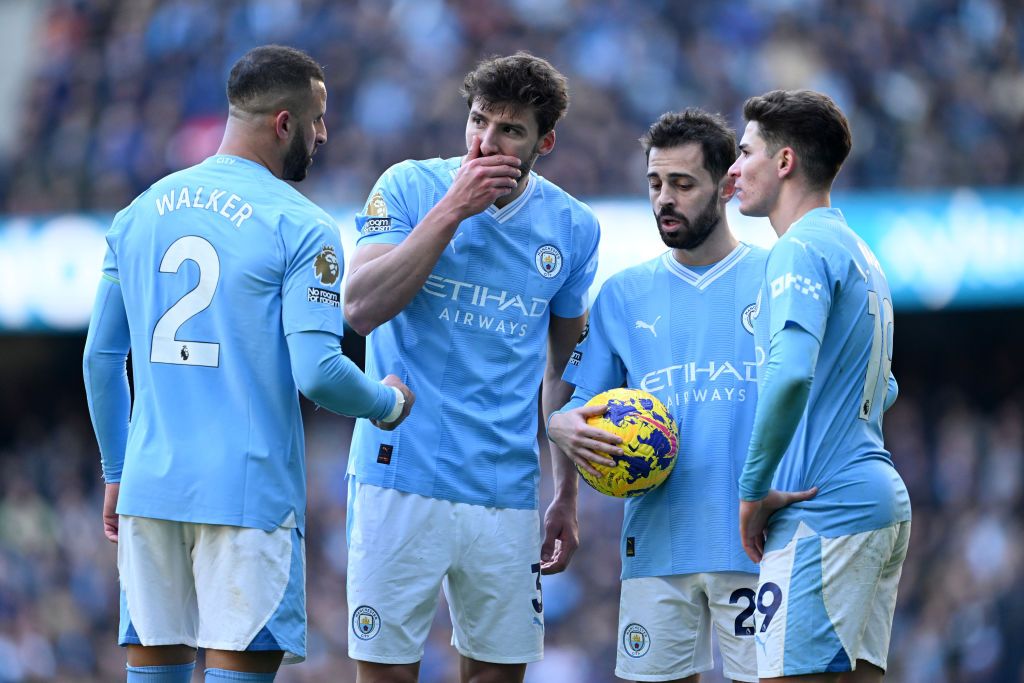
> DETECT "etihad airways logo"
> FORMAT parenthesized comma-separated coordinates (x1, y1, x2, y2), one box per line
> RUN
(639, 353, 764, 394)
(422, 274, 549, 317)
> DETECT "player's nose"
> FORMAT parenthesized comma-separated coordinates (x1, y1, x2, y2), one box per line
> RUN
(727, 156, 741, 179)
(479, 127, 500, 156)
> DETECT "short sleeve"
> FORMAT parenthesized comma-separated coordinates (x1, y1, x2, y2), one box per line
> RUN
(354, 163, 418, 247)
(549, 207, 600, 318)
(561, 280, 625, 395)
(764, 234, 833, 342)
(281, 214, 345, 336)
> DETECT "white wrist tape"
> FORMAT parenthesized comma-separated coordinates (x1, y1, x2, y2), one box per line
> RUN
(381, 385, 405, 423)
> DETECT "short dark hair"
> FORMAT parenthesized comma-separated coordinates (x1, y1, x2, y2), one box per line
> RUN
(640, 109, 737, 182)
(742, 89, 852, 189)
(460, 52, 569, 136)
(227, 45, 325, 115)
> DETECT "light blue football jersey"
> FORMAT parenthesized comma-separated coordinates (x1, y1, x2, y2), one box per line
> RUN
(563, 244, 766, 579)
(750, 207, 911, 551)
(349, 157, 601, 509)
(102, 154, 347, 533)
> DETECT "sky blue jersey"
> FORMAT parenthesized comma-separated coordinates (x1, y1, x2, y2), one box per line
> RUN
(563, 244, 766, 579)
(100, 155, 348, 533)
(748, 208, 911, 550)
(349, 157, 601, 509)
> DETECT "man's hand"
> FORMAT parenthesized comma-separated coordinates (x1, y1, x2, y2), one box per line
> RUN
(547, 405, 620, 477)
(373, 374, 415, 431)
(739, 487, 818, 563)
(443, 136, 521, 219)
(103, 483, 120, 543)
(540, 496, 578, 575)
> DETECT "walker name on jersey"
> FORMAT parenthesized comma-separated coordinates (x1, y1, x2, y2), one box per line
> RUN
(640, 357, 762, 406)
(155, 186, 254, 229)
(424, 274, 548, 337)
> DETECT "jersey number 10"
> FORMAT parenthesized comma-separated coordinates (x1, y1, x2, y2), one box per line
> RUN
(860, 290, 893, 420)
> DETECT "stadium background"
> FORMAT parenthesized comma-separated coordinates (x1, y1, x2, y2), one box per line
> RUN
(1, 0, 1023, 681)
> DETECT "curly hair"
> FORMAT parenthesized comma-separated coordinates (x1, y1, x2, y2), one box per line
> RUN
(460, 51, 569, 136)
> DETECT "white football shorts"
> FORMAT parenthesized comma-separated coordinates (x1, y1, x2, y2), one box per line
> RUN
(346, 481, 544, 664)
(117, 515, 306, 663)
(615, 572, 758, 682)
(755, 520, 911, 678)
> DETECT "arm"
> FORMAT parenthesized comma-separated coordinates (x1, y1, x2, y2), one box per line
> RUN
(82, 276, 131, 543)
(540, 312, 588, 574)
(740, 325, 820, 501)
(344, 139, 521, 335)
(286, 330, 413, 429)
(738, 324, 820, 562)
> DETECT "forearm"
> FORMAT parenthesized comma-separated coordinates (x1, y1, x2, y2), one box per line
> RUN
(543, 370, 579, 501)
(543, 314, 588, 501)
(82, 278, 131, 482)
(344, 201, 463, 334)
(739, 326, 820, 501)
(287, 330, 396, 420)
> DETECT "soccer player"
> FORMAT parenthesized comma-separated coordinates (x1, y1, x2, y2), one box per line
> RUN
(343, 52, 600, 683)
(549, 109, 810, 683)
(82, 45, 413, 683)
(728, 90, 910, 682)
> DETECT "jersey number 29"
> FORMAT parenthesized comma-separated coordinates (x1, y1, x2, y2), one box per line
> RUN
(150, 236, 220, 367)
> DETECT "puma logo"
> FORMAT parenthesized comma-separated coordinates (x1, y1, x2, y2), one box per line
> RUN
(635, 316, 661, 336)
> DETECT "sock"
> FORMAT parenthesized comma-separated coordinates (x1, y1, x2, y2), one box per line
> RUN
(126, 662, 195, 682)
(204, 669, 276, 682)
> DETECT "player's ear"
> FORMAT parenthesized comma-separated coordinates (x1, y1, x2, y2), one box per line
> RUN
(777, 147, 796, 180)
(274, 110, 291, 142)
(536, 129, 556, 157)
(719, 175, 737, 202)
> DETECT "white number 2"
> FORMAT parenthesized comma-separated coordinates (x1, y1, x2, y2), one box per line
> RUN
(150, 236, 220, 367)
(860, 290, 893, 420)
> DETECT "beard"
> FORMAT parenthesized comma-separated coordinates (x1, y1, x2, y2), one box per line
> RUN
(283, 129, 312, 182)
(656, 192, 722, 250)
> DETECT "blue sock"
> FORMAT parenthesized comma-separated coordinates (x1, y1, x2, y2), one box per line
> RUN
(126, 662, 195, 682)
(204, 669, 276, 682)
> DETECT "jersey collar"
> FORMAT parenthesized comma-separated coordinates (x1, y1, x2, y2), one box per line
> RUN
(661, 242, 752, 290)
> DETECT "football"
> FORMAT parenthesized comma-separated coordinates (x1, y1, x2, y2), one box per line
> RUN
(578, 388, 679, 497)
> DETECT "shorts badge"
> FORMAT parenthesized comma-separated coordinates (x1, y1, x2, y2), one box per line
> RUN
(352, 605, 381, 640)
(623, 623, 650, 657)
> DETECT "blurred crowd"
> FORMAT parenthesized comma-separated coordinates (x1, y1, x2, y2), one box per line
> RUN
(2, 0, 1024, 215)
(0, 331, 1022, 682)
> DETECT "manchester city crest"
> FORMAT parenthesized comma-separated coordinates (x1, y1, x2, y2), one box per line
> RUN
(622, 623, 650, 657)
(351, 605, 381, 641)
(535, 244, 562, 279)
